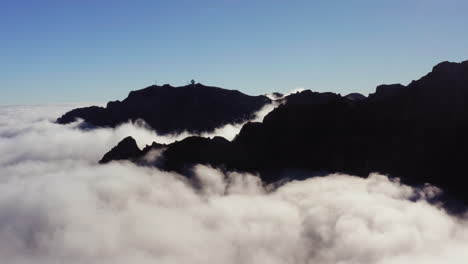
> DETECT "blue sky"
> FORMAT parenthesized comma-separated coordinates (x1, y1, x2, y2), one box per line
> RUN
(1, 0, 468, 104)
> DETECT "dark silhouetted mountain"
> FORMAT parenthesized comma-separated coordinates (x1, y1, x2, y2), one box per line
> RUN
(345, 93, 367, 101)
(100, 137, 167, 164)
(57, 83, 271, 135)
(100, 60, 468, 211)
(368, 84, 405, 102)
(266, 92, 284, 99)
(281, 90, 342, 106)
(99, 136, 143, 164)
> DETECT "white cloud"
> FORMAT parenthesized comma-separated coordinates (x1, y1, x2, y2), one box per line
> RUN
(200, 101, 280, 140)
(0, 102, 278, 166)
(265, 88, 307, 100)
(0, 105, 468, 264)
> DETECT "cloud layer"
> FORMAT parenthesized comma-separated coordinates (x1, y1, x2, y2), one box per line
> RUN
(1, 105, 468, 264)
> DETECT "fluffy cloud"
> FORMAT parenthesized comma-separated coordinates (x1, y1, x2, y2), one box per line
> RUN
(0, 101, 277, 166)
(200, 101, 280, 140)
(0, 105, 468, 264)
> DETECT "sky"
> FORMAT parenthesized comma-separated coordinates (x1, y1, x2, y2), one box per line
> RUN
(1, 0, 468, 104)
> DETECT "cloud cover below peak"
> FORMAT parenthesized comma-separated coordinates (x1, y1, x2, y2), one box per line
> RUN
(0, 105, 468, 264)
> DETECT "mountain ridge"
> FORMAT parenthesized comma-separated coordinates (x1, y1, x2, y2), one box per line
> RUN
(93, 60, 468, 210)
(57, 83, 272, 135)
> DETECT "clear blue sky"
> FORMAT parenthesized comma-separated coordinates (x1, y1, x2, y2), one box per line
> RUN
(1, 0, 468, 104)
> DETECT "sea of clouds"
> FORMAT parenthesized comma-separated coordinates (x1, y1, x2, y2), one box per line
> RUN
(1, 104, 468, 264)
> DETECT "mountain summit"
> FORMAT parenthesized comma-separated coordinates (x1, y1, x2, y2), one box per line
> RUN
(57, 83, 271, 134)
(96, 60, 468, 210)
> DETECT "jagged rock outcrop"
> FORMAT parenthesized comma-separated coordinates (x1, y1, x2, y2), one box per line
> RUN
(99, 136, 143, 164)
(266, 92, 284, 100)
(99, 60, 468, 210)
(281, 90, 341, 106)
(57, 83, 271, 135)
(345, 93, 367, 101)
(100, 137, 167, 164)
(368, 84, 405, 102)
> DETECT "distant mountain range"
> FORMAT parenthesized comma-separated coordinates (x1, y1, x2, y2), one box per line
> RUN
(60, 60, 468, 210)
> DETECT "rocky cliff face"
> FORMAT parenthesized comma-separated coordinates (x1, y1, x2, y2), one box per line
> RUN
(99, 136, 143, 164)
(97, 60, 468, 209)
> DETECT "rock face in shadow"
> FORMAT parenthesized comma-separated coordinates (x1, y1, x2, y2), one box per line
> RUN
(100, 60, 468, 209)
(100, 137, 167, 164)
(344, 93, 366, 101)
(99, 136, 143, 164)
(57, 83, 271, 135)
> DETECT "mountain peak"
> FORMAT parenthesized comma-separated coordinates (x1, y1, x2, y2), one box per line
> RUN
(432, 61, 462, 73)
(99, 136, 141, 164)
(58, 84, 271, 135)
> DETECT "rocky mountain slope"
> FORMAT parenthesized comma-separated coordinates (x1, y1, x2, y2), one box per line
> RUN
(57, 83, 271, 134)
(98, 60, 468, 209)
